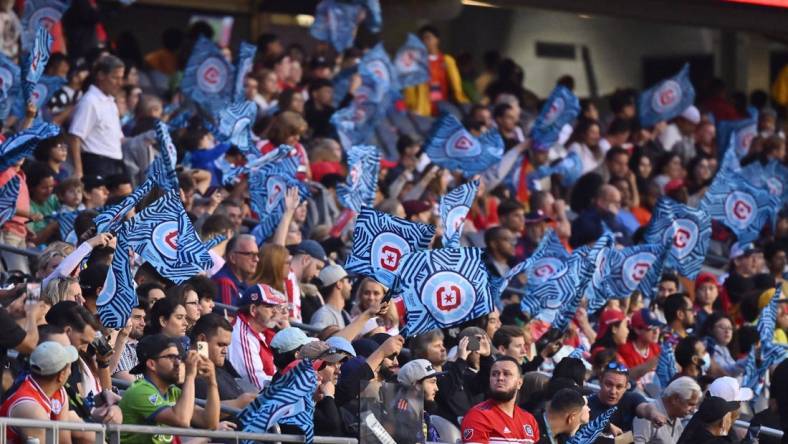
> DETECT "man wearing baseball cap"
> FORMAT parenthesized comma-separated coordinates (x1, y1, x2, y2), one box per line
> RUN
(227, 283, 287, 391)
(119, 334, 220, 444)
(387, 359, 444, 443)
(0, 341, 82, 444)
(270, 326, 317, 370)
(676, 395, 740, 444)
(311, 264, 352, 329)
(618, 308, 665, 373)
(286, 240, 328, 322)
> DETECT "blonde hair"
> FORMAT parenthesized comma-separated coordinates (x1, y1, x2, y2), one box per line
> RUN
(266, 111, 307, 146)
(42, 276, 78, 306)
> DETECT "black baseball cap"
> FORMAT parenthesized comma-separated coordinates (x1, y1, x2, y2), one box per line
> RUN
(82, 175, 107, 191)
(79, 264, 109, 295)
(129, 334, 181, 375)
(695, 394, 740, 424)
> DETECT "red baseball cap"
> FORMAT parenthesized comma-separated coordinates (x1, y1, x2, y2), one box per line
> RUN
(664, 179, 685, 195)
(630, 308, 665, 330)
(596, 309, 626, 338)
(695, 272, 718, 289)
(311, 161, 344, 183)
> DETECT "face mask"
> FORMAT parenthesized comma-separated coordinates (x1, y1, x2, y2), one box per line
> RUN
(700, 352, 711, 374)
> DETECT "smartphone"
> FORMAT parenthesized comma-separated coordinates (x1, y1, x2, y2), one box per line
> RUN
(467, 336, 480, 352)
(197, 341, 209, 359)
(26, 283, 40, 304)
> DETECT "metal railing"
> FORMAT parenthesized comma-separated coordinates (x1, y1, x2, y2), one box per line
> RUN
(0, 243, 40, 258)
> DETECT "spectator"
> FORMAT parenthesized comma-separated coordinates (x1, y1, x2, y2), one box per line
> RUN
(675, 395, 739, 444)
(664, 293, 695, 342)
(484, 226, 516, 278)
(618, 308, 662, 382)
(119, 334, 220, 440)
(674, 335, 710, 382)
(700, 313, 745, 377)
(693, 272, 721, 332)
(534, 387, 590, 444)
(33, 135, 72, 183)
(633, 376, 701, 444)
(570, 184, 632, 248)
(168, 283, 203, 330)
(143, 297, 189, 351)
(81, 175, 109, 209)
(105, 173, 133, 199)
(590, 309, 628, 360)
(112, 302, 146, 382)
(212, 234, 258, 306)
(388, 359, 442, 442)
(311, 264, 352, 329)
(568, 119, 606, 175)
(286, 240, 328, 322)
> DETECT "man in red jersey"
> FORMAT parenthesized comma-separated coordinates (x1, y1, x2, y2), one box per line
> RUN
(461, 356, 540, 443)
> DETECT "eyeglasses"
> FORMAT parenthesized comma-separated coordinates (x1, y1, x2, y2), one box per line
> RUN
(605, 361, 630, 375)
(154, 354, 182, 362)
(185, 300, 199, 306)
(234, 251, 259, 257)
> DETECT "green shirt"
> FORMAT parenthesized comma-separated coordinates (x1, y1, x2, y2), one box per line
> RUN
(28, 194, 59, 233)
(119, 378, 182, 444)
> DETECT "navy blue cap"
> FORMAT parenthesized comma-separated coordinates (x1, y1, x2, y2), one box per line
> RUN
(288, 240, 328, 263)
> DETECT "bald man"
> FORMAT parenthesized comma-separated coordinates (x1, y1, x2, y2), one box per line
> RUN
(570, 184, 632, 248)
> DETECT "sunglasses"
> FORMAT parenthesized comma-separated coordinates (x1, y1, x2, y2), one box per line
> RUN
(605, 361, 630, 375)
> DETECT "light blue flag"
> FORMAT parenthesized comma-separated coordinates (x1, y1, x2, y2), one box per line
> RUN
(638, 64, 695, 127)
(219, 144, 293, 187)
(0, 176, 20, 227)
(423, 114, 505, 177)
(217, 101, 257, 154)
(13, 74, 65, 118)
(20, 0, 70, 52)
(394, 247, 494, 337)
(331, 64, 387, 150)
(182, 36, 233, 112)
(147, 122, 179, 191)
(362, 43, 400, 95)
(526, 229, 570, 284)
(700, 167, 779, 244)
(655, 340, 677, 388)
(0, 121, 60, 170)
(644, 197, 711, 280)
(394, 33, 429, 88)
(0, 53, 20, 101)
(232, 42, 257, 104)
(355, 0, 382, 32)
(740, 160, 788, 205)
(337, 145, 380, 213)
(310, 0, 363, 52)
(331, 66, 357, 108)
(716, 113, 757, 161)
(248, 155, 310, 244)
(440, 179, 479, 248)
(50, 209, 79, 241)
(490, 235, 548, 305)
(93, 178, 154, 234)
(527, 151, 584, 190)
(566, 407, 617, 444)
(124, 190, 223, 285)
(742, 285, 787, 396)
(568, 345, 586, 361)
(604, 243, 666, 301)
(345, 207, 435, 287)
(239, 359, 318, 444)
(23, 27, 53, 105)
(530, 85, 580, 150)
(167, 109, 193, 130)
(96, 225, 137, 328)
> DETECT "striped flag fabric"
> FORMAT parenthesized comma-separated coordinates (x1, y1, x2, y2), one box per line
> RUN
(637, 63, 695, 127)
(527, 151, 584, 189)
(182, 36, 233, 112)
(232, 42, 257, 103)
(248, 155, 310, 244)
(0, 53, 21, 102)
(93, 178, 154, 234)
(148, 121, 179, 191)
(566, 407, 617, 444)
(310, 0, 364, 52)
(0, 121, 61, 170)
(96, 225, 137, 328)
(0, 176, 20, 227)
(22, 27, 53, 105)
(20, 0, 70, 52)
(655, 340, 677, 388)
(217, 101, 258, 155)
(439, 179, 478, 248)
(716, 113, 757, 161)
(394, 33, 429, 88)
(643, 197, 711, 280)
(337, 145, 381, 213)
(530, 85, 580, 150)
(423, 114, 505, 177)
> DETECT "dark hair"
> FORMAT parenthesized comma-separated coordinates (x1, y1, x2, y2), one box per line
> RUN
(308, 78, 333, 94)
(492, 103, 512, 120)
(556, 75, 575, 91)
(732, 325, 759, 355)
(492, 325, 525, 350)
(410, 330, 444, 360)
(674, 335, 700, 369)
(497, 199, 524, 219)
(144, 297, 183, 336)
(162, 28, 183, 51)
(136, 282, 164, 308)
(549, 387, 586, 415)
(396, 134, 420, 155)
(106, 174, 132, 192)
(607, 118, 632, 136)
(24, 161, 55, 190)
(417, 25, 440, 39)
(656, 152, 682, 175)
(185, 275, 217, 302)
(189, 313, 232, 343)
(605, 146, 629, 164)
(45, 301, 98, 332)
(609, 89, 635, 114)
(484, 226, 509, 247)
(37, 324, 65, 343)
(700, 312, 732, 340)
(134, 262, 172, 289)
(569, 172, 604, 213)
(493, 355, 522, 374)
(33, 134, 68, 162)
(201, 214, 233, 240)
(664, 293, 690, 325)
(73, 210, 98, 242)
(660, 272, 680, 287)
(553, 357, 587, 387)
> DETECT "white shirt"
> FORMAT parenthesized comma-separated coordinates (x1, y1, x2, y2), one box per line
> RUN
(568, 141, 608, 175)
(69, 85, 123, 160)
(207, 250, 225, 277)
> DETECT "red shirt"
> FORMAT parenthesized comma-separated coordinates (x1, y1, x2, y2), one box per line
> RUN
(461, 400, 540, 444)
(0, 375, 68, 444)
(618, 341, 660, 369)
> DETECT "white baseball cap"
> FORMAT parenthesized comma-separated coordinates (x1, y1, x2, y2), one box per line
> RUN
(708, 376, 754, 402)
(680, 105, 701, 124)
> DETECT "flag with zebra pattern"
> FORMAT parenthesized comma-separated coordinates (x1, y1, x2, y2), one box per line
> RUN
(337, 145, 381, 213)
(0, 176, 20, 227)
(0, 121, 60, 170)
(96, 225, 137, 328)
(644, 197, 711, 280)
(439, 179, 478, 248)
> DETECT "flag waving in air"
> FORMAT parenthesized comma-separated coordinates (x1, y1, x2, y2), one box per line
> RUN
(566, 407, 618, 444)
(217, 101, 258, 155)
(638, 63, 695, 127)
(248, 154, 310, 243)
(423, 114, 504, 177)
(20, 0, 70, 52)
(337, 145, 381, 213)
(182, 36, 233, 112)
(0, 176, 20, 227)
(439, 179, 479, 248)
(527, 151, 584, 190)
(700, 167, 779, 244)
(599, 243, 666, 305)
(310, 0, 365, 52)
(331, 64, 387, 150)
(0, 53, 20, 101)
(394, 33, 429, 88)
(743, 286, 787, 396)
(716, 113, 757, 161)
(644, 197, 711, 280)
(394, 247, 494, 336)
(345, 207, 435, 287)
(739, 160, 788, 205)
(148, 121, 179, 191)
(93, 178, 154, 234)
(22, 27, 53, 105)
(239, 359, 318, 444)
(655, 340, 678, 388)
(0, 121, 61, 170)
(362, 43, 400, 97)
(530, 85, 580, 150)
(232, 42, 256, 103)
(96, 226, 137, 328)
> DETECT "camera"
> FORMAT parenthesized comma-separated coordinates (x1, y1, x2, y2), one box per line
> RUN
(91, 331, 113, 357)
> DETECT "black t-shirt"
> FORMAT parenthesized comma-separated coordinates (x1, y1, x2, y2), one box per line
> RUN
(195, 362, 244, 401)
(0, 308, 26, 351)
(587, 391, 646, 433)
(533, 409, 570, 444)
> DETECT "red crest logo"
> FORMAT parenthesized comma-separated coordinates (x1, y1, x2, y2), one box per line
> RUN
(673, 228, 691, 248)
(203, 66, 220, 86)
(436, 285, 461, 311)
(733, 200, 752, 220)
(379, 245, 402, 271)
(453, 136, 474, 150)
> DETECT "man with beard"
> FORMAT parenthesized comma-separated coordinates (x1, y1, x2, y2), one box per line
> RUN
(485, 227, 516, 278)
(286, 240, 327, 322)
(112, 302, 147, 382)
(119, 334, 220, 443)
(388, 359, 443, 443)
(461, 356, 541, 443)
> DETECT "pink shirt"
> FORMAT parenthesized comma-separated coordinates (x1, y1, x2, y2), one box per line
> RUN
(0, 168, 29, 237)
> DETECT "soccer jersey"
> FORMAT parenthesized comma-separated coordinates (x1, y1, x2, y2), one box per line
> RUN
(0, 375, 68, 444)
(119, 377, 182, 444)
(461, 399, 540, 443)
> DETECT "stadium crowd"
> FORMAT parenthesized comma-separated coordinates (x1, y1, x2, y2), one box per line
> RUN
(0, 2, 787, 444)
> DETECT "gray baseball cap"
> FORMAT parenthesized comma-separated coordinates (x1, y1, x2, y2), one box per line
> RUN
(30, 341, 79, 376)
(397, 359, 445, 386)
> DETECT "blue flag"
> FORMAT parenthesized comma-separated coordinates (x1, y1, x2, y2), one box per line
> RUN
(567, 407, 617, 444)
(0, 121, 60, 170)
(394, 247, 494, 336)
(23, 27, 53, 105)
(219, 144, 293, 187)
(337, 145, 380, 213)
(423, 114, 505, 177)
(217, 101, 258, 154)
(93, 178, 154, 234)
(526, 229, 570, 284)
(568, 345, 586, 361)
(310, 0, 364, 52)
(13, 74, 65, 119)
(700, 168, 779, 244)
(362, 43, 400, 95)
(147, 122, 179, 191)
(644, 197, 711, 280)
(248, 155, 310, 244)
(355, 0, 382, 32)
(743, 286, 787, 396)
(638, 63, 695, 127)
(167, 109, 193, 130)
(20, 0, 70, 52)
(490, 236, 548, 305)
(0, 53, 20, 102)
(604, 243, 666, 301)
(96, 226, 137, 328)
(50, 209, 79, 242)
(740, 160, 788, 205)
(716, 113, 757, 161)
(394, 33, 429, 88)
(530, 85, 580, 150)
(182, 36, 233, 112)
(655, 340, 677, 388)
(331, 64, 387, 150)
(345, 207, 435, 287)
(440, 179, 478, 248)
(124, 190, 222, 284)
(233, 42, 257, 104)
(239, 359, 318, 444)
(331, 66, 357, 108)
(0, 176, 20, 227)
(527, 151, 584, 190)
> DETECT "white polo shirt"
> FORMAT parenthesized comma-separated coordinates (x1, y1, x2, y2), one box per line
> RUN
(69, 85, 123, 160)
